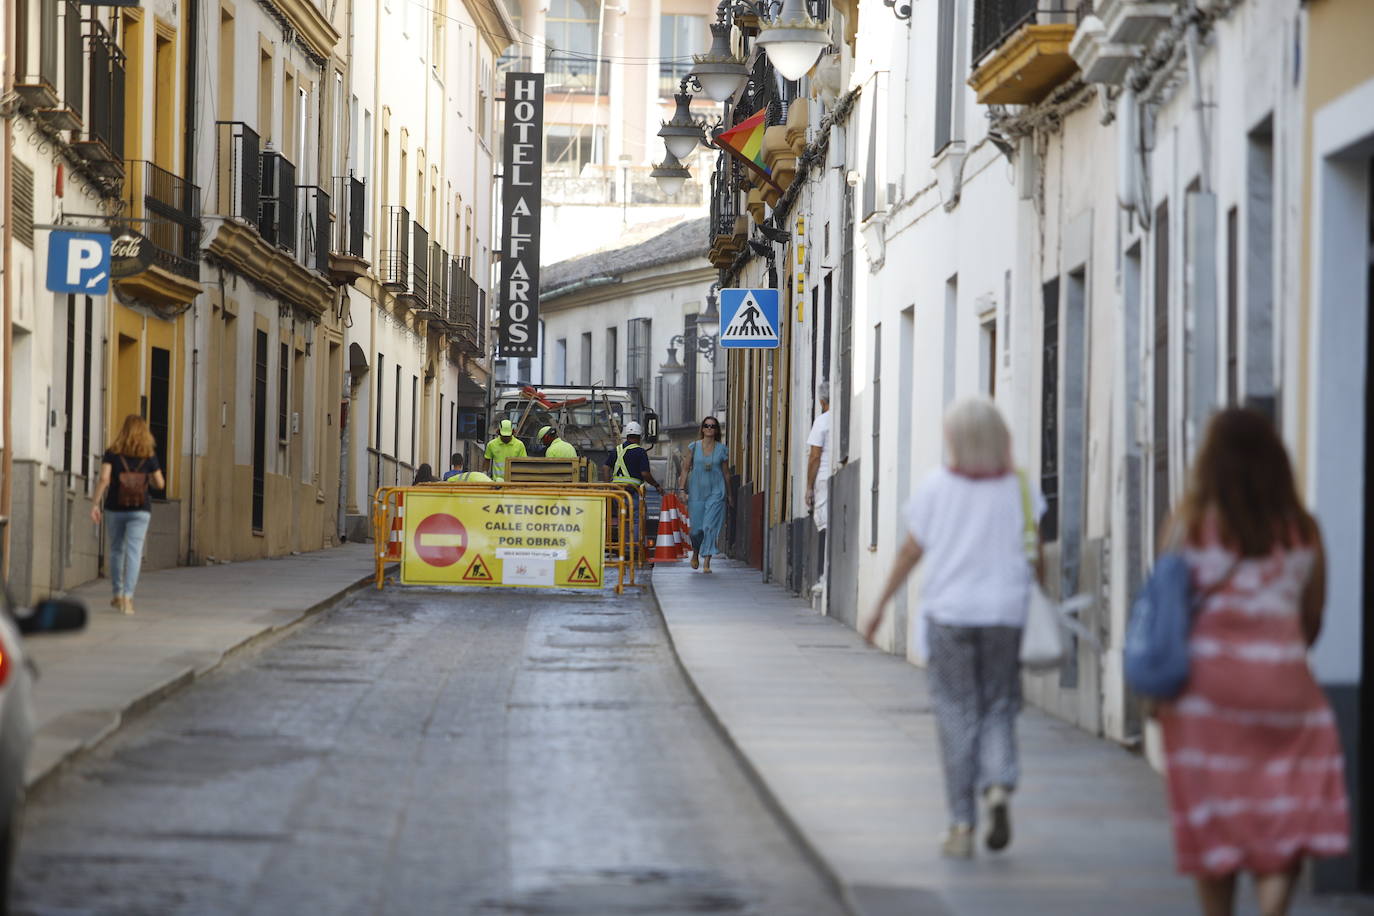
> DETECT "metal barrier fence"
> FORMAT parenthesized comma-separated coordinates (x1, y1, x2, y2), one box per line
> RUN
(372, 481, 648, 594)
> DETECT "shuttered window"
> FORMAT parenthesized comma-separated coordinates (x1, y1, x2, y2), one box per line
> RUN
(13, 160, 35, 249)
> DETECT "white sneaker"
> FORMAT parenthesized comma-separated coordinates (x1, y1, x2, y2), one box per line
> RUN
(940, 824, 974, 859)
(984, 786, 1011, 852)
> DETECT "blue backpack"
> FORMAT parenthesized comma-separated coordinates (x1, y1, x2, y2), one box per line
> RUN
(1124, 553, 1199, 699)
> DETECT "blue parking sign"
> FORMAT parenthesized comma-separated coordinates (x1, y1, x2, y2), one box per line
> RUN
(719, 288, 780, 349)
(46, 230, 112, 295)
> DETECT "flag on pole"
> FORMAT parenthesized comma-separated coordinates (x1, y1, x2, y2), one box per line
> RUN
(714, 108, 777, 188)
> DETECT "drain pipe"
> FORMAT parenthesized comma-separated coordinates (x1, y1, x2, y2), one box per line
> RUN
(1, 0, 17, 577)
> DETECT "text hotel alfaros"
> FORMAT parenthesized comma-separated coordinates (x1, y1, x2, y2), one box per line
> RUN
(498, 74, 546, 358)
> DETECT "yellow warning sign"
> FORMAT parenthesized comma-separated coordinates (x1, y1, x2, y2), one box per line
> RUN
(567, 555, 599, 585)
(400, 491, 605, 588)
(461, 554, 494, 582)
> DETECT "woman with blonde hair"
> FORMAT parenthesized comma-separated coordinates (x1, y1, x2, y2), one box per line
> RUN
(90, 415, 165, 614)
(866, 398, 1044, 858)
(1157, 408, 1347, 916)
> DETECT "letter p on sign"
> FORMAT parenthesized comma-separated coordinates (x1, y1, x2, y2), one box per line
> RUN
(46, 230, 112, 295)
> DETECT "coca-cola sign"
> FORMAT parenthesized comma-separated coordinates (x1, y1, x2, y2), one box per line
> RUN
(110, 230, 155, 278)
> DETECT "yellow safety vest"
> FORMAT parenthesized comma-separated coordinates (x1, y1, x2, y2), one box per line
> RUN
(612, 443, 645, 484)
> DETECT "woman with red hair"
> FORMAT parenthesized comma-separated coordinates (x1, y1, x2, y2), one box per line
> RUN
(1158, 408, 1348, 915)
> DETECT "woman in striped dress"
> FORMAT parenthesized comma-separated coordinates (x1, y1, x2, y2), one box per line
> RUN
(1159, 408, 1349, 915)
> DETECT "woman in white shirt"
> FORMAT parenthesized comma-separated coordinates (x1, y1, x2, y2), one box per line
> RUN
(866, 398, 1044, 859)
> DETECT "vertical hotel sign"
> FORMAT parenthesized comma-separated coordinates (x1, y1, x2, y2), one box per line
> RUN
(498, 73, 544, 358)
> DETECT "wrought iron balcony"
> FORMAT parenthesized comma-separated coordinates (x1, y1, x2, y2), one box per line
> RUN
(215, 121, 263, 231)
(70, 18, 124, 174)
(298, 185, 330, 275)
(14, 0, 60, 108)
(970, 0, 1078, 104)
(123, 160, 202, 280)
(974, 0, 1040, 62)
(407, 221, 430, 308)
(259, 150, 297, 253)
(380, 206, 411, 291)
(544, 53, 612, 94)
(333, 175, 365, 258)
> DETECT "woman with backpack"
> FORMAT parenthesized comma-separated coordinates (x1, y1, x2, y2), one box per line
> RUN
(90, 415, 165, 614)
(1155, 408, 1347, 915)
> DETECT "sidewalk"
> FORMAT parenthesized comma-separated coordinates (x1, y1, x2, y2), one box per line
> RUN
(23, 544, 377, 789)
(653, 560, 1372, 916)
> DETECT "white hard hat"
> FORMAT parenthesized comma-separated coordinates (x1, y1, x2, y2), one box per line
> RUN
(623, 421, 643, 437)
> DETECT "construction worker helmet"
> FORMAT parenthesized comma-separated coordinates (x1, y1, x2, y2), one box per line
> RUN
(623, 421, 643, 437)
(537, 425, 554, 441)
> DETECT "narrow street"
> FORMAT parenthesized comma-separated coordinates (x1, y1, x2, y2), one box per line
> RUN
(13, 585, 844, 916)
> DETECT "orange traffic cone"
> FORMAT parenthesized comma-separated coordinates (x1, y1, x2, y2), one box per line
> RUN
(651, 493, 686, 563)
(668, 493, 691, 555)
(386, 492, 405, 559)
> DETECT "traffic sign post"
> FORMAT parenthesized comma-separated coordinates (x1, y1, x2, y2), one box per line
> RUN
(45, 230, 112, 295)
(719, 288, 780, 349)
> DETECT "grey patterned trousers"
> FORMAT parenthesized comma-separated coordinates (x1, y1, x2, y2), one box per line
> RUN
(927, 622, 1023, 826)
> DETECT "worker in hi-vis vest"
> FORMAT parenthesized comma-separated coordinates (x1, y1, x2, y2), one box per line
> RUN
(604, 422, 661, 491)
(604, 422, 661, 553)
(537, 425, 578, 459)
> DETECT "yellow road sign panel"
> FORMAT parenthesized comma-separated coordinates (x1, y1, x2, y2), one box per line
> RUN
(400, 491, 605, 588)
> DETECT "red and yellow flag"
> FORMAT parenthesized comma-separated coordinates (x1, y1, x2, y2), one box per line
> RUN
(715, 108, 777, 188)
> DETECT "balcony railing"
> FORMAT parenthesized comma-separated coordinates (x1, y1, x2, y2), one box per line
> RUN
(260, 150, 297, 253)
(333, 175, 365, 258)
(738, 53, 790, 127)
(71, 19, 124, 172)
(544, 53, 612, 94)
(15, 0, 60, 107)
(380, 206, 410, 291)
(973, 0, 1074, 62)
(124, 160, 201, 279)
(298, 185, 330, 274)
(710, 154, 741, 240)
(410, 222, 430, 306)
(215, 121, 262, 230)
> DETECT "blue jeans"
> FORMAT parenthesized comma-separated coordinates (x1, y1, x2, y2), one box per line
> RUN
(107, 510, 151, 597)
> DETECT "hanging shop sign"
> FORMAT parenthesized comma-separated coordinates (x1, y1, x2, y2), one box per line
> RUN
(498, 72, 545, 359)
(110, 230, 155, 278)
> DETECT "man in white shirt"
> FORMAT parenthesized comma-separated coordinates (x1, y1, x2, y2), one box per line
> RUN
(805, 382, 832, 532)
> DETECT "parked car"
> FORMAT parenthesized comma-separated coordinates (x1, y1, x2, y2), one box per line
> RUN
(0, 589, 87, 912)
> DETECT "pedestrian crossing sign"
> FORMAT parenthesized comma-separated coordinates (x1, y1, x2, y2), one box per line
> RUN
(719, 288, 780, 349)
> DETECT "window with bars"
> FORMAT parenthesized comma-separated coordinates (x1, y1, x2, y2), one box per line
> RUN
(626, 318, 652, 399)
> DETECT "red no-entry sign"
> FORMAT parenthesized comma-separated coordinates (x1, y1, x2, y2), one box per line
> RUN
(413, 513, 467, 567)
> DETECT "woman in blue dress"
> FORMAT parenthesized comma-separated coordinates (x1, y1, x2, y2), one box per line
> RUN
(678, 415, 732, 573)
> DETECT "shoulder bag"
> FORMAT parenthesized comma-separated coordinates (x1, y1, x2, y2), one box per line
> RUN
(1016, 471, 1067, 671)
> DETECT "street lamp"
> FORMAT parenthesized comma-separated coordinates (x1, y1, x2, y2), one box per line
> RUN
(699, 284, 721, 328)
(650, 151, 692, 197)
(658, 87, 705, 160)
(690, 20, 750, 102)
(755, 0, 831, 81)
